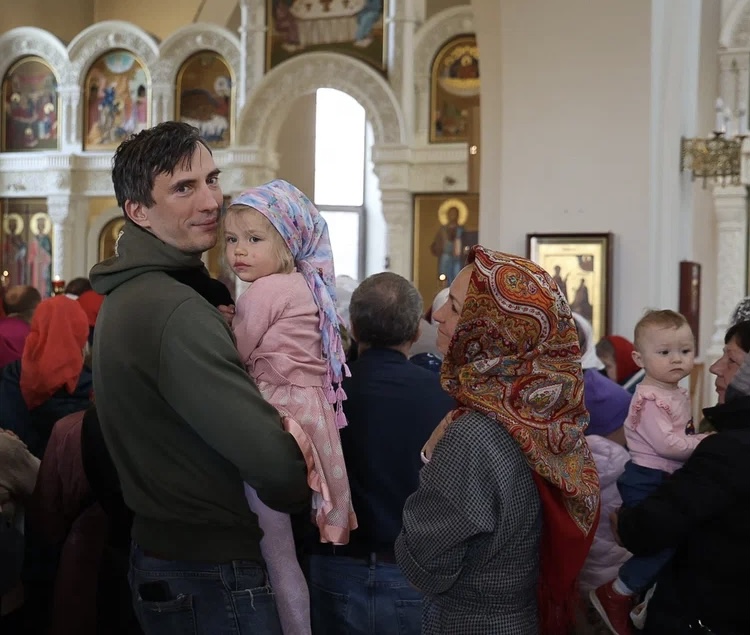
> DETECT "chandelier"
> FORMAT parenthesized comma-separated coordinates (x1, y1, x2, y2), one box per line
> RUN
(680, 97, 746, 188)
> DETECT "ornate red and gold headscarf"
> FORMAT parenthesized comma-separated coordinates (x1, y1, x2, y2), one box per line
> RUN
(441, 246, 600, 633)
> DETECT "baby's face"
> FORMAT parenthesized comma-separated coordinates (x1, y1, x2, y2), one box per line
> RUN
(633, 324, 695, 386)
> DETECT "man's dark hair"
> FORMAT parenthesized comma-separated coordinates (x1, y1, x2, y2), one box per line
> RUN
(111, 121, 210, 212)
(3, 285, 42, 321)
(64, 277, 92, 296)
(725, 320, 750, 352)
(349, 273, 423, 348)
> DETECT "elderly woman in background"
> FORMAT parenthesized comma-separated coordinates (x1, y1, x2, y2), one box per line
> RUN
(613, 320, 750, 634)
(410, 288, 450, 373)
(395, 247, 600, 635)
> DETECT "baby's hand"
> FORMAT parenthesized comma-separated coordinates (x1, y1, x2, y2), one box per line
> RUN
(217, 304, 236, 326)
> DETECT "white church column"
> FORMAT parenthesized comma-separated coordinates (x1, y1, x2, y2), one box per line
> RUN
(58, 85, 81, 151)
(373, 145, 412, 278)
(388, 0, 422, 140)
(708, 185, 748, 356)
(151, 82, 173, 125)
(380, 188, 413, 278)
(47, 194, 87, 284)
(238, 0, 266, 110)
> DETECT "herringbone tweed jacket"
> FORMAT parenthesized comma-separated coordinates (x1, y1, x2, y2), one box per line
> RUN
(396, 411, 542, 634)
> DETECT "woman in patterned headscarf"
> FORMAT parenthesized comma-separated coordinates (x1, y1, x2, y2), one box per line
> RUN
(395, 246, 600, 635)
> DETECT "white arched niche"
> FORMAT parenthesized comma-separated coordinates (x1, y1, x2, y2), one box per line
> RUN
(237, 52, 413, 277)
(412, 6, 475, 143)
(153, 24, 242, 125)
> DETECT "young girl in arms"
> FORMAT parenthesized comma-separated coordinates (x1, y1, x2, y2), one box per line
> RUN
(591, 310, 709, 635)
(225, 180, 357, 635)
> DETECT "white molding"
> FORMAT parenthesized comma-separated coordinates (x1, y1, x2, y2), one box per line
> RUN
(0, 27, 69, 85)
(67, 21, 160, 86)
(413, 6, 475, 82)
(720, 0, 750, 48)
(237, 52, 406, 147)
(156, 23, 241, 85)
(708, 185, 748, 357)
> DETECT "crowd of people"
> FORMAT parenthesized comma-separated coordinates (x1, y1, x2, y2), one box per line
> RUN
(0, 120, 749, 635)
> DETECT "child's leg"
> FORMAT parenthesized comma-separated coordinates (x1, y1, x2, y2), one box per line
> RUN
(618, 546, 675, 595)
(615, 463, 671, 594)
(244, 484, 311, 635)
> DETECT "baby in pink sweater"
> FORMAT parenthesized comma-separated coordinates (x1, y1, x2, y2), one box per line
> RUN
(225, 180, 357, 635)
(591, 309, 710, 634)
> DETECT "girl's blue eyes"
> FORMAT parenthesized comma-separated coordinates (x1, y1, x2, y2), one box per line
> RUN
(225, 236, 260, 243)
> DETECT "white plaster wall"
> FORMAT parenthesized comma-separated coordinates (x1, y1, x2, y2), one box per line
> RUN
(473, 0, 652, 337)
(694, 1, 721, 361)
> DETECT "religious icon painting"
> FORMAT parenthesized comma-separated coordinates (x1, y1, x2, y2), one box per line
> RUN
(0, 198, 53, 297)
(430, 34, 480, 143)
(2, 56, 60, 151)
(526, 233, 613, 343)
(83, 49, 150, 151)
(266, 0, 388, 72)
(412, 193, 479, 309)
(98, 216, 126, 262)
(176, 51, 233, 149)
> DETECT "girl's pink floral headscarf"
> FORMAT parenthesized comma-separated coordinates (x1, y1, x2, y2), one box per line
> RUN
(442, 246, 600, 634)
(230, 180, 349, 425)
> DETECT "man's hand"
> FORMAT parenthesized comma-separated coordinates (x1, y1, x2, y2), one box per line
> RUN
(218, 304, 236, 326)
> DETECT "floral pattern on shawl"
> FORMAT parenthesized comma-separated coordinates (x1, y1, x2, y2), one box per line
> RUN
(441, 246, 600, 535)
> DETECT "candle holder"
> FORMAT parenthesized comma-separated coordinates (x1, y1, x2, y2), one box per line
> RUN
(52, 278, 66, 296)
(680, 132, 745, 188)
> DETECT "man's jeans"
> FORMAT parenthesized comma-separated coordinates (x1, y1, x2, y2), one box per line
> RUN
(129, 543, 283, 635)
(308, 553, 422, 635)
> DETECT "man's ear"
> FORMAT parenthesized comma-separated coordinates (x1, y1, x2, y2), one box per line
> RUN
(632, 349, 644, 369)
(124, 200, 150, 229)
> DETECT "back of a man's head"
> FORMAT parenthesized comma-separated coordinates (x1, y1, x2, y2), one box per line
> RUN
(349, 272, 423, 348)
(64, 277, 92, 297)
(3, 285, 42, 322)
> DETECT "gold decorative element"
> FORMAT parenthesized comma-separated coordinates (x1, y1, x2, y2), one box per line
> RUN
(438, 198, 469, 226)
(680, 132, 744, 187)
(2, 213, 24, 235)
(29, 212, 51, 235)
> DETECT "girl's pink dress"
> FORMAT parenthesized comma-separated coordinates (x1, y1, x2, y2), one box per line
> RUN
(234, 272, 357, 635)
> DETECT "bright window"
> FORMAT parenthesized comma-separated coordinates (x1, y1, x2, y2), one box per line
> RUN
(314, 88, 366, 206)
(315, 88, 367, 279)
(321, 211, 360, 279)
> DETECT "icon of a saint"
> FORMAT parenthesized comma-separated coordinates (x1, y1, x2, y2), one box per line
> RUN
(430, 198, 469, 286)
(2, 213, 27, 286)
(29, 212, 52, 297)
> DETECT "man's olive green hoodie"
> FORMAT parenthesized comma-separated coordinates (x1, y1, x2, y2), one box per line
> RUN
(90, 221, 308, 563)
